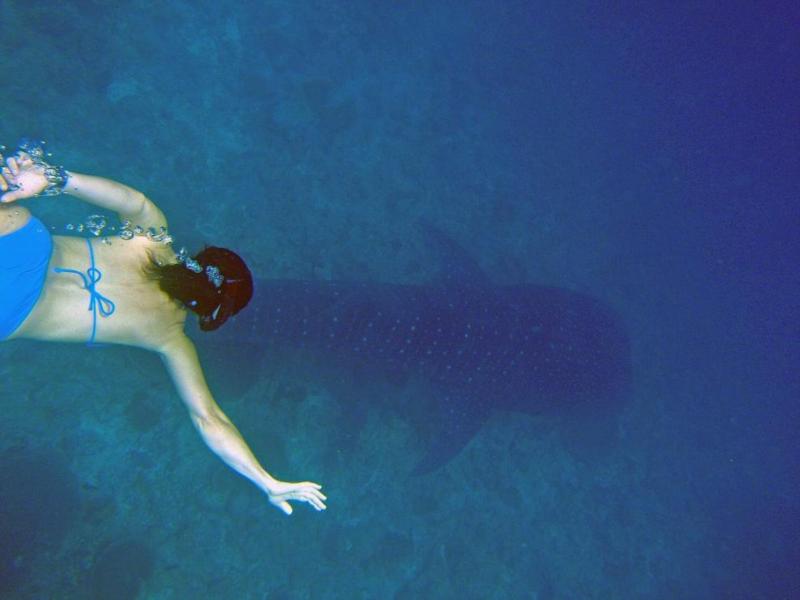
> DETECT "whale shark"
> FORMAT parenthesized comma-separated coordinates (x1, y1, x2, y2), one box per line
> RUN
(209, 228, 631, 473)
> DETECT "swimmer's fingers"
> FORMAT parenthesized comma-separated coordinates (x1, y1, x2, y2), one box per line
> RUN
(0, 163, 20, 202)
(277, 485, 327, 513)
(0, 154, 21, 202)
(5, 156, 20, 176)
(299, 484, 327, 511)
(0, 172, 24, 203)
(1, 189, 27, 204)
(5, 153, 38, 177)
(1, 164, 13, 184)
(0, 158, 49, 202)
(0, 172, 11, 201)
(268, 480, 327, 515)
(14, 152, 34, 169)
(276, 501, 293, 515)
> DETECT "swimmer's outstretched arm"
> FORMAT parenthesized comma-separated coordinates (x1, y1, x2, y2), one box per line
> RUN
(159, 333, 327, 515)
(63, 171, 168, 231)
(1, 151, 167, 230)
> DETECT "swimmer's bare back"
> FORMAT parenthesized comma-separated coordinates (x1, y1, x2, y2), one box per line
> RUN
(0, 145, 325, 515)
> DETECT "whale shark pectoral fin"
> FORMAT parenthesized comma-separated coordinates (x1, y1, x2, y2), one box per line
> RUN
(411, 397, 493, 475)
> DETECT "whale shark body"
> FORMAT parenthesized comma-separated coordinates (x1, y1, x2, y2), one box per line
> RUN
(214, 231, 631, 473)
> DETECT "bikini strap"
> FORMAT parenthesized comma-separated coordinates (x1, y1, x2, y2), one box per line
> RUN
(53, 238, 116, 346)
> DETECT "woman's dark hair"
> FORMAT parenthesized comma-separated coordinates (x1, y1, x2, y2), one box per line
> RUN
(147, 246, 254, 331)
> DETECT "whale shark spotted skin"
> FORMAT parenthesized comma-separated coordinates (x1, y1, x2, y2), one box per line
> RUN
(214, 232, 631, 473)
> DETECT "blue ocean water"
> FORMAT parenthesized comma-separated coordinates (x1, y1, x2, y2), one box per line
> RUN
(1, 1, 797, 598)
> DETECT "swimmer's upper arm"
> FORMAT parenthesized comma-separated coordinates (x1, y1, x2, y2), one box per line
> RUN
(63, 172, 168, 232)
(159, 333, 222, 422)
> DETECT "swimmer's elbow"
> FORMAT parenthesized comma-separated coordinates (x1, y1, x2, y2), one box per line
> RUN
(191, 409, 232, 447)
(191, 410, 214, 432)
(123, 192, 168, 231)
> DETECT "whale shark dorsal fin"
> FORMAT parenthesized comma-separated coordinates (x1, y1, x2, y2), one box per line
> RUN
(418, 220, 490, 287)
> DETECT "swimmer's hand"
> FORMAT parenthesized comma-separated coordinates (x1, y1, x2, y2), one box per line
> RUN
(266, 479, 327, 515)
(0, 152, 49, 203)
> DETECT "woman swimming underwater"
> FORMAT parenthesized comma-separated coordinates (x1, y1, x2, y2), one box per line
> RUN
(0, 139, 326, 515)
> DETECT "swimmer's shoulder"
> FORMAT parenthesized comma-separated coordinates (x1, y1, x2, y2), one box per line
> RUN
(52, 232, 178, 270)
(0, 204, 32, 236)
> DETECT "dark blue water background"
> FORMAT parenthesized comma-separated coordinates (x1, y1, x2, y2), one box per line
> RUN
(1, 2, 797, 598)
